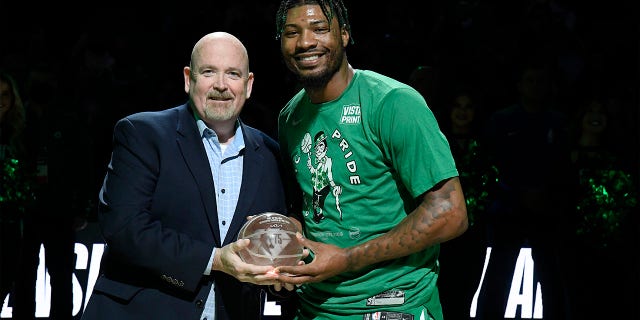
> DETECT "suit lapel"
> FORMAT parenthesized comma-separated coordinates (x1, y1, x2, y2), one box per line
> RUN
(175, 104, 222, 245)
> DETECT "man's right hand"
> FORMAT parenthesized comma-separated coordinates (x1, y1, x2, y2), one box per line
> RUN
(213, 238, 281, 285)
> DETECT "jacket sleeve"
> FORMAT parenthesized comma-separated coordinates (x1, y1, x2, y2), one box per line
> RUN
(98, 116, 213, 292)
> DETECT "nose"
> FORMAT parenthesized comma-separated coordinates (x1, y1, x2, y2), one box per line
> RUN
(298, 29, 318, 49)
(212, 74, 228, 91)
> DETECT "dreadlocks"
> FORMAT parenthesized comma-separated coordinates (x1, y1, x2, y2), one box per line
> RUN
(275, 0, 354, 44)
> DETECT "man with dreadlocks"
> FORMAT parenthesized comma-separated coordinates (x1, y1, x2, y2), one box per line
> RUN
(273, 1, 469, 319)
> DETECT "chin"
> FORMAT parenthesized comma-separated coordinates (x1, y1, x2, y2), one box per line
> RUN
(298, 72, 332, 88)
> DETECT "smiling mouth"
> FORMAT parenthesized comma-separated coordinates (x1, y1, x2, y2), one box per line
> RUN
(295, 51, 324, 67)
(208, 95, 232, 101)
(207, 99, 232, 107)
(298, 55, 320, 61)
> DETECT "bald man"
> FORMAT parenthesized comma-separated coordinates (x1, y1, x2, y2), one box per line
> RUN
(82, 32, 291, 320)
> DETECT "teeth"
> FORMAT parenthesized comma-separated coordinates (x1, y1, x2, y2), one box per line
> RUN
(301, 55, 319, 61)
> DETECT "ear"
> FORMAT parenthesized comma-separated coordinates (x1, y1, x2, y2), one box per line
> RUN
(183, 67, 192, 94)
(341, 27, 350, 48)
(245, 72, 255, 99)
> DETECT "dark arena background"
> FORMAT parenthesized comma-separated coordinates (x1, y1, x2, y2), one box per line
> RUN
(1, 0, 638, 319)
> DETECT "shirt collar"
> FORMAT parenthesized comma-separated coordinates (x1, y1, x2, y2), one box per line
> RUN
(194, 111, 245, 151)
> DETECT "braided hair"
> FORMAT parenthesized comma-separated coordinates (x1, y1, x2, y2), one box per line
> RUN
(275, 0, 354, 44)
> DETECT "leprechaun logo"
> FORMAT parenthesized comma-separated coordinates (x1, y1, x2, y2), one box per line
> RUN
(301, 131, 343, 223)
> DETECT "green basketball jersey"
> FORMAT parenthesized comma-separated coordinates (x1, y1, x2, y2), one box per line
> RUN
(278, 70, 458, 320)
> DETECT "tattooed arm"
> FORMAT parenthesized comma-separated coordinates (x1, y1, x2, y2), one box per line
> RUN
(276, 176, 468, 284)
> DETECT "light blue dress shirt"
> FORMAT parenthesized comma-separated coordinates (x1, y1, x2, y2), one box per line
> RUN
(196, 119, 244, 320)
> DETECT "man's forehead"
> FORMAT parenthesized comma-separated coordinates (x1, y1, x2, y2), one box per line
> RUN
(287, 4, 330, 21)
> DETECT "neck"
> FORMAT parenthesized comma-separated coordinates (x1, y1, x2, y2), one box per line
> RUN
(521, 97, 547, 113)
(451, 124, 471, 135)
(306, 63, 354, 104)
(209, 120, 237, 144)
(578, 132, 602, 147)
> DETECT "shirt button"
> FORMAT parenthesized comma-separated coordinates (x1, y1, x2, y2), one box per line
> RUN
(222, 220, 226, 225)
(221, 189, 226, 193)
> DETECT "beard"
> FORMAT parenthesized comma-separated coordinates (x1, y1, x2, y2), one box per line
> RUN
(203, 102, 236, 122)
(297, 66, 336, 89)
(294, 48, 345, 90)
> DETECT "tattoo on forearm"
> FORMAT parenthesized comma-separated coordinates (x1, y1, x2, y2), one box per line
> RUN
(346, 180, 459, 271)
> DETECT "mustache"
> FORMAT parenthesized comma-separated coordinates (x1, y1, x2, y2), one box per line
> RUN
(294, 48, 324, 55)
(207, 92, 233, 100)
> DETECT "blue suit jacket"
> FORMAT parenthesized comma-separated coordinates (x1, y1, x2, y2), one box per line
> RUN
(82, 103, 288, 320)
